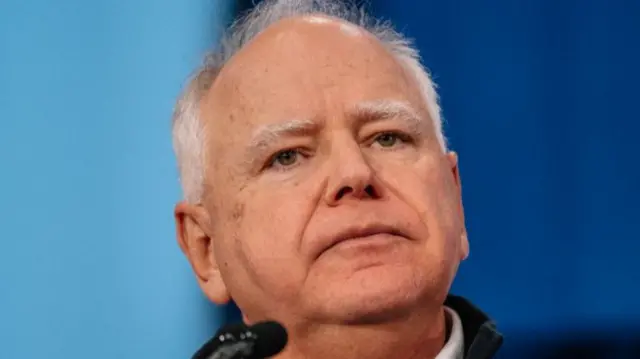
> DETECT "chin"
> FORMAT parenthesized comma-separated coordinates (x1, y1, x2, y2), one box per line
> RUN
(307, 265, 438, 324)
(334, 297, 419, 325)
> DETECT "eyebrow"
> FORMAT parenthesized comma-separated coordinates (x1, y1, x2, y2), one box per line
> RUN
(243, 99, 427, 167)
(350, 99, 427, 137)
(244, 118, 319, 166)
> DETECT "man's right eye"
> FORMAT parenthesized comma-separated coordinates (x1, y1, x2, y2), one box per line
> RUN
(267, 149, 301, 170)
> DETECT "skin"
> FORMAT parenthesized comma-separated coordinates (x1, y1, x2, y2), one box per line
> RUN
(175, 15, 469, 359)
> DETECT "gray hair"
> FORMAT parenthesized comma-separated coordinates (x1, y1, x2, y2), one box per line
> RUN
(171, 0, 447, 204)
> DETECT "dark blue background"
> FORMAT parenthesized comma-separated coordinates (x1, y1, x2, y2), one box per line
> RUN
(231, 1, 640, 357)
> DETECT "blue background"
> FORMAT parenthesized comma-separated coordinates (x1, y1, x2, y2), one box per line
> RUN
(1, 0, 231, 358)
(2, 0, 640, 358)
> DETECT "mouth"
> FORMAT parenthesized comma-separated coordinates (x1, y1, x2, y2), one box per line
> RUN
(317, 224, 409, 259)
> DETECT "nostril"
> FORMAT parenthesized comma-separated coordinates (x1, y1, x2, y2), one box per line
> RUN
(364, 184, 376, 197)
(336, 186, 353, 200)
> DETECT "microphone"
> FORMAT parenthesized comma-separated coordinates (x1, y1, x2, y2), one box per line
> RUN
(192, 321, 288, 359)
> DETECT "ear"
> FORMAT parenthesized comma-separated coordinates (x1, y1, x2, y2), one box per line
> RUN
(175, 201, 231, 304)
(447, 152, 469, 260)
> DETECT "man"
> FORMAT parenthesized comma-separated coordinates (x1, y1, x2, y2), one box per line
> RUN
(171, 0, 503, 358)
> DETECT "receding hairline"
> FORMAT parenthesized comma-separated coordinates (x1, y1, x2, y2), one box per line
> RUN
(201, 12, 430, 132)
(204, 13, 384, 103)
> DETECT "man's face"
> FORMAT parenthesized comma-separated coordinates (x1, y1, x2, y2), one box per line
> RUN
(189, 16, 468, 326)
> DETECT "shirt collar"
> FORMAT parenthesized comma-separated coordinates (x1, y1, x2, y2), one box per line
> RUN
(435, 306, 464, 359)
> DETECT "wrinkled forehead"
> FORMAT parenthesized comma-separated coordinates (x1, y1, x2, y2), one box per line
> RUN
(201, 15, 427, 150)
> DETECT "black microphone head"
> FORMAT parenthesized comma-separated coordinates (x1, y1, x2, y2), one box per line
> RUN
(247, 321, 288, 358)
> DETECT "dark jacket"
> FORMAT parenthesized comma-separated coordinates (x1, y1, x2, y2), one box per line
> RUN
(445, 295, 503, 359)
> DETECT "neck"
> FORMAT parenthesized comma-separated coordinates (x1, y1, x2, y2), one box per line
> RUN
(276, 307, 447, 359)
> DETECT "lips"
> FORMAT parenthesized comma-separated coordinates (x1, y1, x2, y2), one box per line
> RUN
(315, 223, 409, 259)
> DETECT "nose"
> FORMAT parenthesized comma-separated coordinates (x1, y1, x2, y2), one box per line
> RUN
(324, 143, 383, 206)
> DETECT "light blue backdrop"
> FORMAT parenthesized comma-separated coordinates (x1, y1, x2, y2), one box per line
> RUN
(0, 1, 232, 358)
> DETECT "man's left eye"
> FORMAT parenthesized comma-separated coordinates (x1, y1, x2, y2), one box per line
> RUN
(374, 132, 406, 147)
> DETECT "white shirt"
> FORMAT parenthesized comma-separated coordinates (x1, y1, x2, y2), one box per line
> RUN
(435, 306, 464, 359)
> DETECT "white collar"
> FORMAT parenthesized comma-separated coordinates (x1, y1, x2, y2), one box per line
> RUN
(435, 306, 464, 359)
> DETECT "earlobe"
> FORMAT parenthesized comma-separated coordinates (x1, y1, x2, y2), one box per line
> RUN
(202, 274, 232, 304)
(174, 201, 231, 305)
(460, 231, 470, 260)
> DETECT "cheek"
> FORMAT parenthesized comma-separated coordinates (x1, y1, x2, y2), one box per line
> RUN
(407, 157, 458, 218)
(381, 159, 461, 246)
(378, 159, 441, 213)
(232, 191, 314, 295)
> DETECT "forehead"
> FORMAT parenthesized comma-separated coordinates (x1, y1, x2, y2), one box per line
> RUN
(202, 15, 426, 149)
